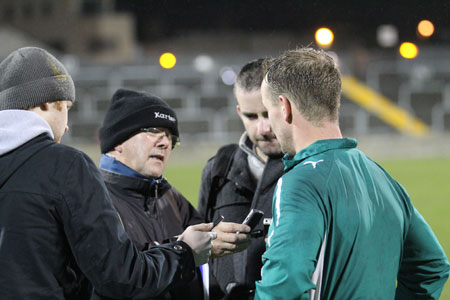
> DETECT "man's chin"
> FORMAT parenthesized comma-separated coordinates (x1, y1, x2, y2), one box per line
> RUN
(143, 161, 165, 178)
(258, 143, 283, 158)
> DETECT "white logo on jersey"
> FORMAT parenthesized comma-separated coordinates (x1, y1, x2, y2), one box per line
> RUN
(303, 160, 324, 169)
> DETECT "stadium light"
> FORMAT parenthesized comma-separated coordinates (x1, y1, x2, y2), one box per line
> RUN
(417, 20, 434, 38)
(220, 66, 237, 85)
(193, 54, 214, 73)
(315, 27, 334, 48)
(159, 52, 177, 69)
(399, 42, 418, 59)
(377, 25, 398, 47)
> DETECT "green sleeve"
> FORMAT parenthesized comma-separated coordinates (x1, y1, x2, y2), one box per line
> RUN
(255, 176, 325, 300)
(395, 207, 450, 300)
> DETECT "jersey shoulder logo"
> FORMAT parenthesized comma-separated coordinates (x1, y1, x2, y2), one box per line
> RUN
(303, 159, 324, 169)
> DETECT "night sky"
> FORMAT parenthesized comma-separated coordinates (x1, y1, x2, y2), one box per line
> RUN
(114, 0, 450, 45)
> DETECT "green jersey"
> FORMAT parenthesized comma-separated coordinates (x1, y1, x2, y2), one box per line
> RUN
(255, 138, 449, 300)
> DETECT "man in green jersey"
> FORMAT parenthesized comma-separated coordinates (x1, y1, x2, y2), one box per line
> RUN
(255, 48, 449, 300)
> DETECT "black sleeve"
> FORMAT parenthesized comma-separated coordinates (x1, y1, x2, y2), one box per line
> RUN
(58, 151, 196, 299)
(197, 157, 215, 222)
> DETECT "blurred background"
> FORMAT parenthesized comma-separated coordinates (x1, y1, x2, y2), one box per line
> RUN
(1, 0, 449, 295)
(1, 0, 449, 154)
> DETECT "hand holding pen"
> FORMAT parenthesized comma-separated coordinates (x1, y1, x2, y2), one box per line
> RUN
(210, 215, 252, 258)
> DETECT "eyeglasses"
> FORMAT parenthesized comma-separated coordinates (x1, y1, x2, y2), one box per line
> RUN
(139, 127, 180, 149)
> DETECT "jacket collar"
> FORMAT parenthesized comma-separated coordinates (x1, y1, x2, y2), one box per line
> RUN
(238, 132, 265, 163)
(283, 138, 358, 172)
(228, 135, 285, 193)
(99, 159, 170, 200)
(99, 154, 162, 181)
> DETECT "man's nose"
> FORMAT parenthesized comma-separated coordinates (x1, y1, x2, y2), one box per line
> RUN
(257, 118, 271, 135)
(155, 134, 170, 148)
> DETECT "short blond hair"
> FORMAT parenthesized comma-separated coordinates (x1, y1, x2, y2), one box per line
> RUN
(265, 48, 341, 124)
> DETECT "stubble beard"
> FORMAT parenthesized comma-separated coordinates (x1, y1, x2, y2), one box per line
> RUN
(257, 139, 283, 158)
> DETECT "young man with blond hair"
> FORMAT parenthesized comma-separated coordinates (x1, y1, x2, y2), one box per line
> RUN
(256, 47, 449, 300)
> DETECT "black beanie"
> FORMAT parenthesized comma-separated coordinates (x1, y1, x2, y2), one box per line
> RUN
(0, 47, 75, 110)
(99, 88, 179, 153)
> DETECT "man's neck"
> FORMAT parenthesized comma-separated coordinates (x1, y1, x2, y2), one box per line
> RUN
(294, 121, 343, 153)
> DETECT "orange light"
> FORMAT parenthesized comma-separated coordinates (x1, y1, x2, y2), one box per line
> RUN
(417, 20, 434, 37)
(315, 28, 334, 48)
(159, 52, 176, 69)
(399, 42, 418, 59)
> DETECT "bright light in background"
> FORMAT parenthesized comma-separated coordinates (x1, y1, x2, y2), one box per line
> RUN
(315, 27, 334, 48)
(220, 67, 237, 85)
(417, 20, 435, 38)
(377, 24, 398, 47)
(159, 52, 176, 69)
(193, 54, 214, 73)
(399, 42, 418, 59)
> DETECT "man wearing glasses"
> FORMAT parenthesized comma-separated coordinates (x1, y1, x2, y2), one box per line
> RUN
(97, 88, 251, 299)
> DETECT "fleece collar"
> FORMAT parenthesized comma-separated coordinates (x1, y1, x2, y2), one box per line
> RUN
(239, 132, 266, 182)
(0, 110, 53, 156)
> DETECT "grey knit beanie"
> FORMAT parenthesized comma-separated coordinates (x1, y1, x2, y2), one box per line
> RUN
(0, 47, 75, 110)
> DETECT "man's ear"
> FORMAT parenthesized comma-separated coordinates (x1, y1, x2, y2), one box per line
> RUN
(39, 103, 50, 111)
(236, 105, 241, 116)
(113, 145, 123, 153)
(279, 95, 293, 123)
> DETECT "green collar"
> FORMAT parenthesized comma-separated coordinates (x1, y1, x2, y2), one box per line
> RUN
(283, 138, 358, 171)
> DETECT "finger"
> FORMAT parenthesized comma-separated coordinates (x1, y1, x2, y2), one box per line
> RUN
(217, 222, 251, 233)
(189, 222, 214, 232)
(216, 232, 251, 244)
(212, 240, 251, 252)
(211, 243, 250, 257)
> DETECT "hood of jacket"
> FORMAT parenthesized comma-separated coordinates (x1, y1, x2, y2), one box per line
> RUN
(0, 110, 53, 156)
(0, 110, 55, 187)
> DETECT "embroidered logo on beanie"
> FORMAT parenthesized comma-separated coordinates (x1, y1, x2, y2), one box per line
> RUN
(154, 111, 176, 122)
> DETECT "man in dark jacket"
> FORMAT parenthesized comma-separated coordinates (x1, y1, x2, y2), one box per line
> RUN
(197, 59, 284, 299)
(0, 47, 215, 300)
(97, 88, 252, 299)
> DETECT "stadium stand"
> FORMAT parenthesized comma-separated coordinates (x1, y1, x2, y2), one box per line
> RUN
(63, 48, 450, 146)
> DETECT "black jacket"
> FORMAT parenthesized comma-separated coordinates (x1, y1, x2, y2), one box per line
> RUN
(99, 169, 204, 299)
(198, 141, 284, 299)
(0, 134, 196, 299)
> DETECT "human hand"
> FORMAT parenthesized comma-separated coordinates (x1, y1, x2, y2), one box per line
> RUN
(177, 223, 216, 266)
(210, 222, 251, 258)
